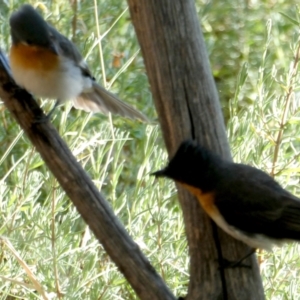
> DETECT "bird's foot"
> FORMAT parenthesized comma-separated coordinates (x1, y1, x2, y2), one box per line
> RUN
(33, 99, 60, 123)
(219, 249, 256, 269)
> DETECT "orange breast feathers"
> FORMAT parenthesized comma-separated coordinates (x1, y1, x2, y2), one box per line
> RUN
(181, 183, 219, 218)
(10, 43, 59, 72)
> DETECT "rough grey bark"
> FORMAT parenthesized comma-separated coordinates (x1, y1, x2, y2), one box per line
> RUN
(0, 52, 176, 300)
(127, 1, 265, 299)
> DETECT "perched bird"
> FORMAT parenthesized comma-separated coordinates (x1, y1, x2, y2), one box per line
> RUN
(9, 4, 148, 121)
(153, 140, 300, 250)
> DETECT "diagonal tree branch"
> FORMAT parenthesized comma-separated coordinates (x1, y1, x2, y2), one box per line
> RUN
(0, 51, 175, 300)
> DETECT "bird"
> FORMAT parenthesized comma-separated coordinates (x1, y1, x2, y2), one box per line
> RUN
(9, 4, 148, 121)
(152, 140, 300, 251)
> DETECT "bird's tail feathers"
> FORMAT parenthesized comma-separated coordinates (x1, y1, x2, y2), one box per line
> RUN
(73, 82, 149, 122)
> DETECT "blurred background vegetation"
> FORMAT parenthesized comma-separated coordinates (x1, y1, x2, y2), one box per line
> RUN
(0, 0, 300, 299)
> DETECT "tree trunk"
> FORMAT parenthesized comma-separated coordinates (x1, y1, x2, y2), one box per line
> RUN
(127, 1, 265, 299)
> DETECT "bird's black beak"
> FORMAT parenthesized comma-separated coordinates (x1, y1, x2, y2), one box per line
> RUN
(151, 168, 167, 178)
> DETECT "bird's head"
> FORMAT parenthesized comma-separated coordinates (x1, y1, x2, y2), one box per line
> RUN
(152, 140, 223, 192)
(10, 5, 57, 53)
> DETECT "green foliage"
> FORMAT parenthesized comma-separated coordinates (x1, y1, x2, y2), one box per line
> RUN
(0, 0, 300, 299)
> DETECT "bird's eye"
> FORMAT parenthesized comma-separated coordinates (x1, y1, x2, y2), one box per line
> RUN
(26, 39, 33, 45)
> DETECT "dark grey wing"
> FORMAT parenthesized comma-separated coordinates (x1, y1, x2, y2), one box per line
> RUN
(279, 196, 300, 238)
(47, 24, 93, 78)
(46, 22, 149, 121)
(215, 164, 300, 241)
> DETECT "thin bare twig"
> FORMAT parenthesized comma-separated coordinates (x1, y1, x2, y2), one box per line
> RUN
(271, 42, 300, 177)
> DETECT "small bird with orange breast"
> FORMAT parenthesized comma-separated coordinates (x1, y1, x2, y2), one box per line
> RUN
(9, 4, 148, 121)
(153, 140, 300, 251)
